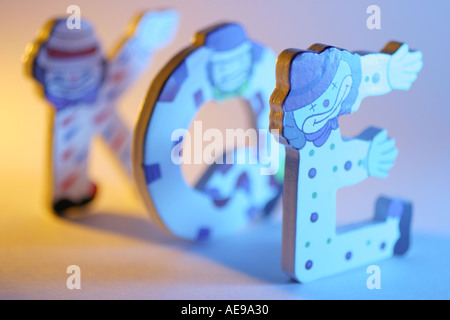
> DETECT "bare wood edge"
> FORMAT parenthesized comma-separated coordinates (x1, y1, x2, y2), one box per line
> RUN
(22, 19, 57, 81)
(281, 146, 300, 279)
(380, 41, 403, 55)
(307, 43, 333, 53)
(269, 48, 301, 147)
(133, 45, 196, 236)
(22, 19, 59, 214)
(108, 11, 146, 61)
(191, 22, 231, 47)
(272, 44, 333, 280)
(269, 48, 305, 278)
(44, 107, 56, 214)
(312, 41, 405, 57)
(132, 22, 234, 238)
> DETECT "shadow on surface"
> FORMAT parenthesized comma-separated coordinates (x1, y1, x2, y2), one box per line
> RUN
(69, 211, 450, 297)
(275, 232, 450, 300)
(70, 212, 178, 244)
(69, 212, 290, 284)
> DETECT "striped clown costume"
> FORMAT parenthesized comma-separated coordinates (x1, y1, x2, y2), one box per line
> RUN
(26, 11, 178, 214)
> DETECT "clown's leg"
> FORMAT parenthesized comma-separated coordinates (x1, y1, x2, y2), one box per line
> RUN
(194, 147, 282, 220)
(51, 107, 97, 214)
(94, 106, 132, 176)
(286, 195, 411, 283)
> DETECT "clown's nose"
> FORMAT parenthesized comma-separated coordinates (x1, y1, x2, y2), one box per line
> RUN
(69, 73, 80, 82)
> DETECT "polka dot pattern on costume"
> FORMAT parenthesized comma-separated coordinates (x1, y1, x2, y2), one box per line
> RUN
(345, 161, 352, 171)
(372, 73, 380, 84)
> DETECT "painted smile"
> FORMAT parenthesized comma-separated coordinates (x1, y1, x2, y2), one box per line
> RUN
(301, 74, 352, 133)
(219, 69, 250, 85)
(311, 85, 349, 127)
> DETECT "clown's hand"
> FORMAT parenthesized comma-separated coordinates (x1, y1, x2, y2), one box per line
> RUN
(367, 129, 398, 179)
(388, 43, 423, 90)
(134, 9, 179, 52)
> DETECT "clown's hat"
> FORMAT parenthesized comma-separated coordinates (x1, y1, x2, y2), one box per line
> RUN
(36, 19, 103, 69)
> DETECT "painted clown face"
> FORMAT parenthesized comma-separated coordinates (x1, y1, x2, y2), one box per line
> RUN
(44, 64, 103, 101)
(292, 60, 352, 134)
(210, 41, 252, 93)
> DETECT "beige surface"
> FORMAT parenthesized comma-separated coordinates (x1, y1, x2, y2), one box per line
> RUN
(2, 182, 449, 299)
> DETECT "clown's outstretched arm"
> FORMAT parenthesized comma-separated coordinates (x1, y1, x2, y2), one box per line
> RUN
(339, 127, 398, 189)
(106, 9, 179, 98)
(357, 42, 422, 103)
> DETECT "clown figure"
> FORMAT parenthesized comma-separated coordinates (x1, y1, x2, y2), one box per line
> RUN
(24, 10, 178, 214)
(194, 25, 283, 221)
(208, 33, 253, 98)
(270, 42, 422, 282)
(189, 24, 282, 217)
(135, 23, 283, 240)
